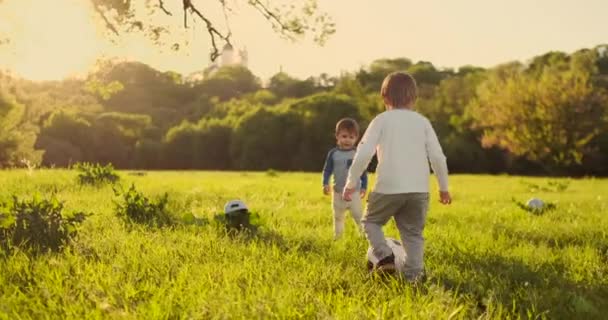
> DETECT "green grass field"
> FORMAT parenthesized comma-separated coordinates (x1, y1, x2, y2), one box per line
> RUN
(1, 170, 607, 319)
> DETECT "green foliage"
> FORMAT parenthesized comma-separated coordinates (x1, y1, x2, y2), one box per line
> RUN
(74, 162, 120, 185)
(36, 111, 93, 166)
(333, 76, 382, 122)
(250, 89, 280, 105)
(231, 107, 305, 170)
(162, 121, 198, 169)
(5, 46, 608, 175)
(266, 169, 279, 177)
(0, 91, 42, 167)
(285, 92, 362, 170)
(225, 91, 360, 171)
(416, 69, 495, 172)
(163, 118, 233, 169)
(469, 54, 608, 169)
(356, 58, 413, 91)
(268, 72, 319, 99)
(133, 138, 163, 169)
(91, 112, 153, 167)
(85, 79, 124, 100)
(37, 110, 154, 168)
(408, 61, 446, 85)
(519, 179, 570, 193)
(195, 66, 261, 101)
(95, 112, 151, 138)
(181, 212, 208, 226)
(92, 61, 194, 125)
(0, 195, 88, 253)
(113, 184, 173, 227)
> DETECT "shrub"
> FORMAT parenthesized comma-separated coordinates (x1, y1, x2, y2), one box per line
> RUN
(0, 195, 88, 253)
(266, 169, 278, 177)
(114, 184, 173, 227)
(74, 162, 120, 185)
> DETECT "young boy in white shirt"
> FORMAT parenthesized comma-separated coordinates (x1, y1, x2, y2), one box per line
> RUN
(342, 72, 452, 281)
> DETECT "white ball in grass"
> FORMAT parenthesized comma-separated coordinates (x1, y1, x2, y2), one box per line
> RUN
(526, 197, 545, 210)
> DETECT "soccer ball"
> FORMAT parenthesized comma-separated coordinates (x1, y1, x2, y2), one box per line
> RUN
(366, 237, 407, 272)
(526, 197, 545, 210)
(221, 199, 252, 231)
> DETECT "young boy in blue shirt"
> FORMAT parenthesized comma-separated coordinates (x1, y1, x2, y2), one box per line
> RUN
(323, 118, 368, 239)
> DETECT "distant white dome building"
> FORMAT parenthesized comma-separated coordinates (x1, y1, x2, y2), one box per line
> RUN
(222, 43, 248, 68)
(187, 43, 249, 82)
(221, 43, 235, 66)
(238, 48, 248, 68)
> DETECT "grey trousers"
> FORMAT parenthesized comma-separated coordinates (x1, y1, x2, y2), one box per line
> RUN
(362, 192, 429, 278)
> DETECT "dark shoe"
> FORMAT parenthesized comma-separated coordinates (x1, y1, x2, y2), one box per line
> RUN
(376, 253, 396, 273)
(406, 270, 427, 286)
(367, 260, 374, 272)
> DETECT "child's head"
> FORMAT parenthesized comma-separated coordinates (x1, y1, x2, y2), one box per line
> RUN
(335, 118, 359, 149)
(381, 72, 418, 109)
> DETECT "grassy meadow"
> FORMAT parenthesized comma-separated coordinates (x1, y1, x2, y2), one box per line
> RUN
(0, 170, 607, 319)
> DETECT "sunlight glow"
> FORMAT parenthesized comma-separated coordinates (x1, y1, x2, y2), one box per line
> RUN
(0, 0, 103, 81)
(0, 0, 606, 81)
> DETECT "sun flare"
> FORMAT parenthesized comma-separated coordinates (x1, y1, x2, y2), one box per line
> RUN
(0, 0, 104, 81)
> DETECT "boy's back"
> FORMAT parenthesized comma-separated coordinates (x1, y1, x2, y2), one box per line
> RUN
(351, 109, 448, 195)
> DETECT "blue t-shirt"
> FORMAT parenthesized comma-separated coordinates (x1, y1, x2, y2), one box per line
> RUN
(322, 147, 368, 192)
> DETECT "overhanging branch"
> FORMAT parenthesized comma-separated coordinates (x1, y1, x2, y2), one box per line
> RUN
(93, 4, 119, 36)
(92, 0, 329, 61)
(158, 0, 172, 15)
(183, 0, 231, 61)
(249, 0, 289, 32)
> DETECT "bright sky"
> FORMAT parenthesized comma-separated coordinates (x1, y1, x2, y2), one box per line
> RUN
(0, 0, 606, 81)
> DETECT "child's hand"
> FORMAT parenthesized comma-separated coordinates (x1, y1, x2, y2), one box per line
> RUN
(323, 185, 330, 195)
(360, 189, 367, 199)
(439, 191, 452, 204)
(342, 187, 355, 201)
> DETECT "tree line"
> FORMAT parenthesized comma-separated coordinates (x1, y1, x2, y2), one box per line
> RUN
(1, 45, 607, 175)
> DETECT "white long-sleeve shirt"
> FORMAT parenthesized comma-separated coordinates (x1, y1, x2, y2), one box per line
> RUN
(345, 109, 449, 194)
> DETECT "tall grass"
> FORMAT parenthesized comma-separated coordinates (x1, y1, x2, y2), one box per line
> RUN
(0, 171, 606, 319)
